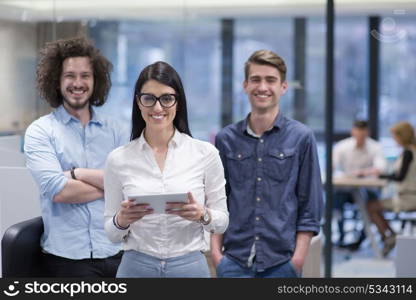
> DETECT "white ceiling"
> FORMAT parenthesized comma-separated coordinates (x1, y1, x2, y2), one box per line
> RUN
(0, 0, 415, 22)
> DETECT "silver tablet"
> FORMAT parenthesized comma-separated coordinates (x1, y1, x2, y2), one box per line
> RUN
(127, 193, 188, 214)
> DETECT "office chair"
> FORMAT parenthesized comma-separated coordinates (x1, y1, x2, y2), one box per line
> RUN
(1, 216, 45, 277)
(336, 201, 366, 249)
(392, 210, 416, 235)
(334, 191, 365, 247)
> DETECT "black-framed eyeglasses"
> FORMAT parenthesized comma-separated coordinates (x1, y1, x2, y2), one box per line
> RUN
(136, 93, 177, 108)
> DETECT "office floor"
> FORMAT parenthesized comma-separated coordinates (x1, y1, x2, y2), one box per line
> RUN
(206, 218, 411, 278)
(331, 241, 395, 277)
(329, 217, 412, 278)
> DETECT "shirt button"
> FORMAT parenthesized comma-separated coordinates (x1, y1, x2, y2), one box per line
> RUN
(255, 236, 260, 241)
(255, 217, 260, 221)
(256, 197, 261, 202)
(237, 154, 242, 159)
(260, 139, 264, 143)
(257, 177, 262, 182)
(279, 153, 284, 158)
(258, 158, 262, 162)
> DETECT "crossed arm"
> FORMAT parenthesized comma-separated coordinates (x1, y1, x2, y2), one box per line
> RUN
(53, 168, 104, 204)
(24, 122, 106, 205)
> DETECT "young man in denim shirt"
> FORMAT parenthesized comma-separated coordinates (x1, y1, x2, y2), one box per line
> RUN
(211, 50, 323, 278)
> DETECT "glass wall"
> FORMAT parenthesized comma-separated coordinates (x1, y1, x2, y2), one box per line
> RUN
(2, 2, 414, 145)
(233, 18, 294, 123)
(334, 17, 369, 132)
(379, 14, 416, 156)
(1, 0, 416, 279)
(306, 17, 326, 133)
(88, 19, 221, 141)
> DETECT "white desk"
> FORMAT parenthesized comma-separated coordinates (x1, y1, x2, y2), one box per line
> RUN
(333, 177, 387, 189)
(333, 176, 387, 258)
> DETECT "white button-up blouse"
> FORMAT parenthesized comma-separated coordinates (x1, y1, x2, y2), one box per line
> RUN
(104, 129, 229, 259)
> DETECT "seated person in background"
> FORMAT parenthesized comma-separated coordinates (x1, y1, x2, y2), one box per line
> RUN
(369, 121, 416, 255)
(104, 61, 229, 278)
(333, 120, 394, 250)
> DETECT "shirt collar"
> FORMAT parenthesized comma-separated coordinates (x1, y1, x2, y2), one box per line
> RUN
(246, 123, 261, 138)
(354, 138, 369, 150)
(241, 112, 285, 136)
(55, 105, 103, 126)
(89, 108, 104, 125)
(136, 127, 183, 150)
(169, 128, 183, 147)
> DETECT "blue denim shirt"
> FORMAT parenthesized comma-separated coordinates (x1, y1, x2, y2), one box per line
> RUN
(24, 105, 128, 259)
(215, 113, 323, 271)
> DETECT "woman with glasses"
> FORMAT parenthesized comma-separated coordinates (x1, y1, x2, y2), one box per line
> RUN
(103, 61, 228, 277)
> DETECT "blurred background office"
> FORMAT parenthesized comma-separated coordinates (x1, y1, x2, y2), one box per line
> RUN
(0, 0, 415, 277)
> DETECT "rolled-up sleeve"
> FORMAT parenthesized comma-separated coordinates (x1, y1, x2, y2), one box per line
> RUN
(24, 122, 68, 201)
(295, 131, 323, 235)
(104, 152, 129, 243)
(202, 146, 229, 234)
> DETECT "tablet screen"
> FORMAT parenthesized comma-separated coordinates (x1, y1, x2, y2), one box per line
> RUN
(127, 193, 188, 214)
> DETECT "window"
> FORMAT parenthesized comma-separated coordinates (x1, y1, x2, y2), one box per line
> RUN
(89, 19, 221, 142)
(306, 17, 326, 133)
(334, 17, 368, 132)
(233, 18, 294, 123)
(379, 15, 416, 142)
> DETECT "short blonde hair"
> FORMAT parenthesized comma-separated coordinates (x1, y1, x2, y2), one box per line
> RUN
(390, 121, 416, 147)
(244, 49, 287, 81)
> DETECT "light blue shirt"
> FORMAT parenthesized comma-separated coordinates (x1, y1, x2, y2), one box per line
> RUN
(24, 105, 128, 259)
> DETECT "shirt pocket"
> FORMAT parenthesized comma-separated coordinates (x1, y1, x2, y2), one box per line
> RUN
(53, 135, 78, 171)
(225, 151, 254, 184)
(265, 148, 296, 181)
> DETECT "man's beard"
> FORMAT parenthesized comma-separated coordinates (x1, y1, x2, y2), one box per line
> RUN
(63, 97, 90, 110)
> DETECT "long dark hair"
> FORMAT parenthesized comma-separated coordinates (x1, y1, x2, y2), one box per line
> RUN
(131, 61, 192, 140)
